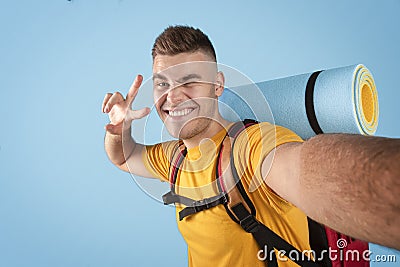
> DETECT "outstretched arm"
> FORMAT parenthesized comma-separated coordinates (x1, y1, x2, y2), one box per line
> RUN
(264, 133, 400, 249)
(103, 75, 154, 178)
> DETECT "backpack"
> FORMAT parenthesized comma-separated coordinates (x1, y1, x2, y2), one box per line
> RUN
(162, 119, 370, 267)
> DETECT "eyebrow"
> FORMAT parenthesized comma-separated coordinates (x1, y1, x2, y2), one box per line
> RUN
(152, 73, 203, 83)
(152, 73, 168, 81)
(176, 73, 202, 83)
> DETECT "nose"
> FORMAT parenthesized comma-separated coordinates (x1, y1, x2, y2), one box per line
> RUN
(166, 85, 185, 105)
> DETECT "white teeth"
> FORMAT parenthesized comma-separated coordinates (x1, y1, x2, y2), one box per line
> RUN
(169, 108, 193, 117)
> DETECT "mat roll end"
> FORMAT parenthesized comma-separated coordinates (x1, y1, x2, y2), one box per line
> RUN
(354, 64, 379, 136)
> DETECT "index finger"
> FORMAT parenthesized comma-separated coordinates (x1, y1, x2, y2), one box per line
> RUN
(126, 74, 143, 107)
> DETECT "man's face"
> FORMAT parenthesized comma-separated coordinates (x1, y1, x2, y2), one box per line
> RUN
(152, 51, 224, 140)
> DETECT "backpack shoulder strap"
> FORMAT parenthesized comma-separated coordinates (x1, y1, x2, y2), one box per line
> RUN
(162, 120, 257, 220)
(216, 119, 258, 223)
(168, 140, 187, 192)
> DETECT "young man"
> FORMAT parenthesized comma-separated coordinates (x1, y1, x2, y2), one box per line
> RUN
(103, 26, 400, 265)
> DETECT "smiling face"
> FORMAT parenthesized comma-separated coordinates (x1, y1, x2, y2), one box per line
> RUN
(152, 51, 225, 141)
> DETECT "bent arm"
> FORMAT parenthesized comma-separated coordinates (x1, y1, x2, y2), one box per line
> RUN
(103, 74, 155, 178)
(264, 133, 400, 249)
(104, 129, 155, 178)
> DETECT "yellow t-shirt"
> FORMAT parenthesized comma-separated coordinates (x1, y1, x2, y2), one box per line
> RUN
(143, 122, 309, 267)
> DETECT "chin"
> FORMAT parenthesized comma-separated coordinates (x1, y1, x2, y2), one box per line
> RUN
(168, 118, 212, 140)
(165, 124, 194, 140)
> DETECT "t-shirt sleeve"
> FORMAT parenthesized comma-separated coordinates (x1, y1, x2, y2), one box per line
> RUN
(232, 122, 303, 214)
(142, 140, 179, 182)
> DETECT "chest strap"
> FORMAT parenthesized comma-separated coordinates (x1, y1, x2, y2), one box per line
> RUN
(163, 191, 228, 221)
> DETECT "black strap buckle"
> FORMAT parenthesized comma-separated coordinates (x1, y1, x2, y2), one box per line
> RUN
(192, 193, 228, 212)
(220, 193, 229, 205)
(240, 214, 260, 233)
(193, 198, 209, 212)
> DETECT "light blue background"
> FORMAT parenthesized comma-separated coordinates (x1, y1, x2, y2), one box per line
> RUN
(1, 0, 399, 266)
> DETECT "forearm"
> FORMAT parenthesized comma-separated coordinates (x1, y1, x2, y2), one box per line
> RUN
(297, 133, 400, 249)
(104, 129, 136, 168)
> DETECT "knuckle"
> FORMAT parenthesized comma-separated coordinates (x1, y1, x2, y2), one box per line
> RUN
(110, 92, 125, 103)
(114, 91, 123, 98)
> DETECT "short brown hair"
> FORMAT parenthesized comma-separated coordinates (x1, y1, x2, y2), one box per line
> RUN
(152, 25, 217, 62)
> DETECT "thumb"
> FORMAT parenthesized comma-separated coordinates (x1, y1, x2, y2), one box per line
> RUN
(125, 107, 151, 122)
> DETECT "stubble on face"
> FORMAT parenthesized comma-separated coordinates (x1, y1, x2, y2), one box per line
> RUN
(152, 53, 221, 142)
(163, 86, 219, 140)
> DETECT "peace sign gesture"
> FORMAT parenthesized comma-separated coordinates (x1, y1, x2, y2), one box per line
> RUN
(102, 75, 150, 135)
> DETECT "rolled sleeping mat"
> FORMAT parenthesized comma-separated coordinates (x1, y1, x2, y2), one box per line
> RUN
(218, 64, 379, 140)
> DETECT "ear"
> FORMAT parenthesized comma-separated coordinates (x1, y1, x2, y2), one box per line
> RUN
(214, 71, 225, 97)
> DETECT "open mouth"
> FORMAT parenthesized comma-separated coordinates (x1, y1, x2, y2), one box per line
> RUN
(165, 107, 195, 117)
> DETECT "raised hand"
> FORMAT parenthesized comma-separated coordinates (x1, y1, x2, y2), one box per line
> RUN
(102, 75, 150, 135)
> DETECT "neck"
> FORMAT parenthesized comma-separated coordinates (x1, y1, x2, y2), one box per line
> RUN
(182, 114, 231, 149)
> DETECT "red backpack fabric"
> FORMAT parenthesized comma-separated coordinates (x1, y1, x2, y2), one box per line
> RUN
(325, 227, 370, 267)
